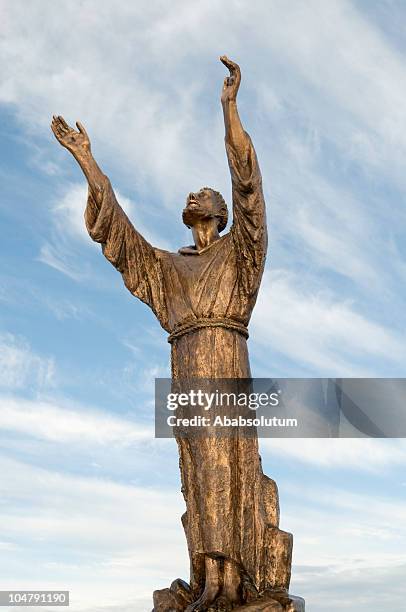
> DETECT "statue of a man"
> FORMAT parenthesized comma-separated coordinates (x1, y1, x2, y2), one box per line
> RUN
(52, 57, 299, 612)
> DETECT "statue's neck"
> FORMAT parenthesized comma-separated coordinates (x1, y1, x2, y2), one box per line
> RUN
(192, 220, 221, 251)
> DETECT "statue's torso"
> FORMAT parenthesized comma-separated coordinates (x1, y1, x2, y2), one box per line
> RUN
(153, 232, 261, 379)
(157, 231, 262, 334)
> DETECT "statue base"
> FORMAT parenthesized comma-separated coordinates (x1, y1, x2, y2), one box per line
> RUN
(152, 581, 305, 611)
(232, 590, 305, 611)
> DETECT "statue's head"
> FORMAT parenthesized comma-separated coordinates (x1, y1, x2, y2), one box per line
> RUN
(182, 187, 228, 233)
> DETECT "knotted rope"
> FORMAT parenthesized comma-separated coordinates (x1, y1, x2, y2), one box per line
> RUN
(168, 317, 249, 344)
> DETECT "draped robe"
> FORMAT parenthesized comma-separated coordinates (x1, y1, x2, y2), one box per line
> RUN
(84, 134, 275, 593)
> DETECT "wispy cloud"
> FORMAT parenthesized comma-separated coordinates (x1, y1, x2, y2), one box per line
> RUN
(282, 479, 406, 610)
(38, 242, 89, 281)
(260, 438, 406, 472)
(0, 456, 187, 609)
(0, 395, 152, 445)
(251, 269, 406, 376)
(0, 333, 55, 391)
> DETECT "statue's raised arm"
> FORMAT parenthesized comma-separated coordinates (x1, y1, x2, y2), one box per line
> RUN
(51, 116, 166, 322)
(220, 57, 267, 280)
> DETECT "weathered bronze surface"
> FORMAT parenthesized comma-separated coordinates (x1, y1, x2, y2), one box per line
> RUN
(51, 57, 304, 611)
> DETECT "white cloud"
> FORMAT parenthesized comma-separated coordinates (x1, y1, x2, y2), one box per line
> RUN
(38, 242, 89, 281)
(0, 395, 152, 445)
(283, 482, 406, 572)
(260, 438, 406, 471)
(2, 0, 406, 192)
(251, 269, 406, 375)
(270, 158, 379, 286)
(40, 296, 89, 321)
(0, 333, 55, 390)
(252, 0, 406, 179)
(278, 478, 406, 610)
(0, 456, 188, 610)
(0, 0, 229, 203)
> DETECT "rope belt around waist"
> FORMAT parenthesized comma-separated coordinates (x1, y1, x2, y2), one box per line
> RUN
(168, 317, 249, 344)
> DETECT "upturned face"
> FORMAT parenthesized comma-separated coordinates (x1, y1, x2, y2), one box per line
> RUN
(182, 188, 218, 228)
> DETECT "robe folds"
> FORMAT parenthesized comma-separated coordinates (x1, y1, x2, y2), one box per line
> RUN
(84, 134, 272, 592)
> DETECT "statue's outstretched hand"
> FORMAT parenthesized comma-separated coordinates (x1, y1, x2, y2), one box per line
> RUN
(220, 56, 241, 104)
(51, 115, 91, 156)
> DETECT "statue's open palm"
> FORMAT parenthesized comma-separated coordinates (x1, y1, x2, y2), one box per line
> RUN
(51, 115, 90, 156)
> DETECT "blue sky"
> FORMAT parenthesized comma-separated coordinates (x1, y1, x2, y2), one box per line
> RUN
(1, 1, 406, 610)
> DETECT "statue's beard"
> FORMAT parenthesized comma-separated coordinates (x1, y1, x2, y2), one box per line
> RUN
(182, 206, 214, 228)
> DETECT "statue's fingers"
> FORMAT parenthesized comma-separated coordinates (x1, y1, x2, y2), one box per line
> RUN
(220, 57, 233, 75)
(54, 120, 66, 139)
(51, 116, 60, 131)
(220, 55, 240, 74)
(58, 117, 70, 133)
(55, 116, 68, 134)
(76, 121, 89, 138)
(221, 58, 241, 92)
(232, 64, 241, 87)
(56, 124, 67, 138)
(58, 115, 70, 130)
(51, 118, 60, 133)
(220, 55, 232, 68)
(50, 121, 62, 139)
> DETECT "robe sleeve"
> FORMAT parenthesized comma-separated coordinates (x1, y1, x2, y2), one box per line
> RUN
(226, 133, 268, 294)
(84, 179, 167, 325)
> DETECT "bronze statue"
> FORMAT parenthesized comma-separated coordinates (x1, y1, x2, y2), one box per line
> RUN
(51, 57, 304, 612)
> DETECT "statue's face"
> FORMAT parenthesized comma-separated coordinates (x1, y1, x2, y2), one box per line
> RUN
(182, 188, 218, 229)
